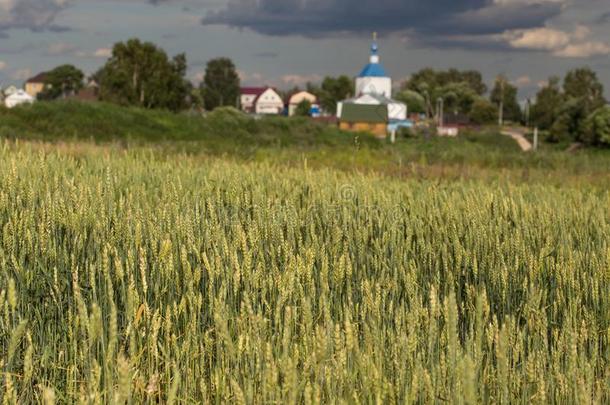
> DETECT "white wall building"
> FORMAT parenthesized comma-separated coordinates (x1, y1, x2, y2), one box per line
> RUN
(5, 90, 34, 108)
(337, 36, 408, 130)
(240, 87, 284, 115)
(255, 88, 284, 115)
(288, 91, 317, 116)
(355, 43, 392, 98)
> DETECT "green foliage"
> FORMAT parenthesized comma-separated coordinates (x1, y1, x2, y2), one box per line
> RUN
(0, 141, 609, 402)
(310, 76, 353, 115)
(438, 81, 477, 115)
(468, 97, 498, 125)
(395, 89, 426, 114)
(405, 68, 487, 96)
(404, 69, 486, 118)
(530, 76, 564, 130)
(294, 99, 312, 116)
(490, 75, 522, 123)
(397, 126, 416, 138)
(96, 38, 189, 111)
(201, 57, 240, 110)
(549, 98, 588, 143)
(582, 106, 610, 145)
(39, 64, 84, 100)
(563, 67, 606, 113)
(0, 101, 375, 153)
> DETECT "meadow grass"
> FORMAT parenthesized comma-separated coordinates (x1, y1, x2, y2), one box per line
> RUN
(0, 140, 608, 403)
(3, 101, 610, 188)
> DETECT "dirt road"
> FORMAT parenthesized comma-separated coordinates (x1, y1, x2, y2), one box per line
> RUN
(501, 128, 533, 152)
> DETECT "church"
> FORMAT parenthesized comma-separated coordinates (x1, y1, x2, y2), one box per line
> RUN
(337, 35, 410, 138)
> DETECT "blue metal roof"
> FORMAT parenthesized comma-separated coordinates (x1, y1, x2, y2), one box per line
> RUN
(359, 63, 387, 77)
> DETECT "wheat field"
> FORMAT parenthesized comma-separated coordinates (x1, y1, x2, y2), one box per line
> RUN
(0, 141, 608, 404)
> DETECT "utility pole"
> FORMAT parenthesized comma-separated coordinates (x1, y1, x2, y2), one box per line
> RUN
(437, 98, 444, 127)
(497, 76, 504, 127)
(533, 127, 539, 151)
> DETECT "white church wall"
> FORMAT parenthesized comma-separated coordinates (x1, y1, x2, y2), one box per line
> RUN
(356, 77, 392, 98)
(388, 102, 407, 120)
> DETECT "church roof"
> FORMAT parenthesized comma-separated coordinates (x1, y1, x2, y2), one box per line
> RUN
(359, 63, 387, 78)
(340, 103, 388, 123)
(358, 37, 388, 78)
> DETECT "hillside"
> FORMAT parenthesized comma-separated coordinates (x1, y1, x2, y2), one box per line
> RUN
(2, 101, 610, 186)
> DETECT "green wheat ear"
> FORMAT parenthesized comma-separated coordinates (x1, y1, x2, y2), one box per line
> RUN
(0, 139, 608, 403)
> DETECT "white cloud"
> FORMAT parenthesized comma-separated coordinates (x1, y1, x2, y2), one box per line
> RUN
(505, 28, 570, 51)
(554, 42, 610, 58)
(93, 48, 112, 58)
(504, 25, 610, 58)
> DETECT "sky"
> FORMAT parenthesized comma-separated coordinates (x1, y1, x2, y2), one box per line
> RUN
(1, 0, 610, 99)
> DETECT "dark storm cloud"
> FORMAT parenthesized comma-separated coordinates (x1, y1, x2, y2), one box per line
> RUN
(0, 0, 71, 34)
(201, 0, 563, 40)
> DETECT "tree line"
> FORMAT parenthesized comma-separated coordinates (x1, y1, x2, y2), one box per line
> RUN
(37, 38, 609, 146)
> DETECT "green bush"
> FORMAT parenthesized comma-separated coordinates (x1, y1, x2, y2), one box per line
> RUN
(582, 106, 610, 145)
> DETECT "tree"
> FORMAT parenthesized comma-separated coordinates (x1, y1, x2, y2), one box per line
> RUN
(436, 82, 477, 115)
(490, 75, 521, 124)
(469, 97, 498, 125)
(563, 67, 605, 114)
(405, 68, 486, 96)
(316, 76, 353, 115)
(201, 58, 240, 110)
(294, 99, 312, 117)
(549, 98, 587, 143)
(404, 68, 486, 118)
(582, 106, 610, 145)
(530, 76, 564, 130)
(97, 38, 189, 111)
(395, 90, 425, 114)
(39, 65, 84, 100)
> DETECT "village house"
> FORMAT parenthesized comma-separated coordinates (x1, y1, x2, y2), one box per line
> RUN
(287, 91, 318, 116)
(67, 80, 100, 102)
(3, 86, 19, 97)
(5, 90, 35, 108)
(240, 87, 284, 115)
(25, 72, 49, 99)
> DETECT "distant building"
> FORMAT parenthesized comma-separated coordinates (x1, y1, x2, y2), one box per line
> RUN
(240, 87, 265, 113)
(3, 86, 19, 97)
(338, 103, 388, 137)
(437, 113, 471, 137)
(338, 93, 406, 121)
(25, 72, 49, 99)
(5, 90, 35, 108)
(287, 91, 318, 116)
(240, 87, 284, 115)
(337, 34, 410, 137)
(67, 80, 100, 102)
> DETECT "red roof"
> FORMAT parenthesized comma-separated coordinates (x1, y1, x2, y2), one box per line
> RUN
(240, 87, 267, 97)
(26, 72, 49, 84)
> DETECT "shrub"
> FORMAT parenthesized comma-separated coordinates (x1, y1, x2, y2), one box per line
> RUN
(582, 106, 610, 145)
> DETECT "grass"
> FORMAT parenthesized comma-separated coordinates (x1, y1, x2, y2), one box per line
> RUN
(3, 101, 610, 187)
(0, 140, 608, 403)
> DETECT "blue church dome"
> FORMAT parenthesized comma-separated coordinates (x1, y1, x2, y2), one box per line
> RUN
(358, 37, 388, 77)
(359, 63, 387, 78)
